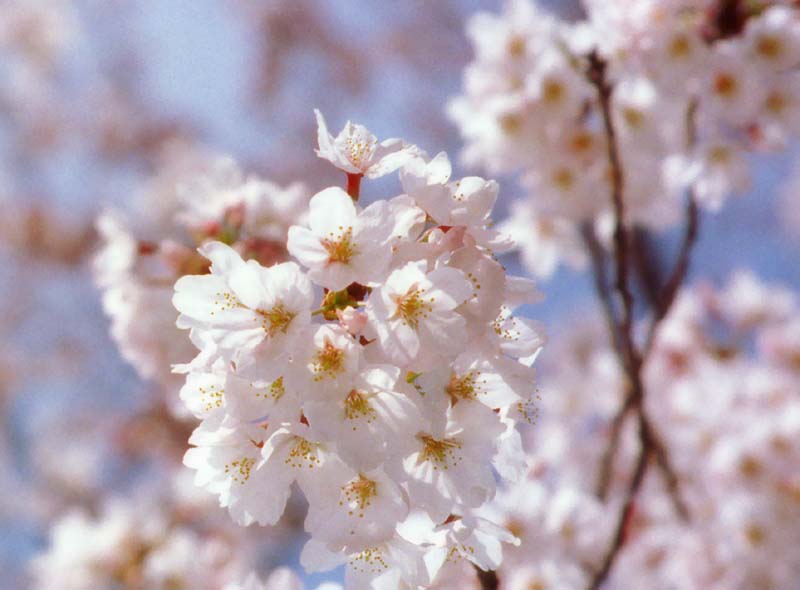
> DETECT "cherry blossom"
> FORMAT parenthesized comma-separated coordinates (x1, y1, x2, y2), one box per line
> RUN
(174, 112, 538, 589)
(314, 109, 418, 179)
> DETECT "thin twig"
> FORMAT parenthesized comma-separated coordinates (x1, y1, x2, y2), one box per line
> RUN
(630, 228, 666, 308)
(646, 418, 690, 520)
(580, 223, 625, 357)
(586, 53, 641, 380)
(594, 387, 635, 500)
(643, 197, 699, 355)
(475, 566, 499, 590)
(590, 414, 651, 589)
(586, 53, 665, 588)
(644, 100, 701, 354)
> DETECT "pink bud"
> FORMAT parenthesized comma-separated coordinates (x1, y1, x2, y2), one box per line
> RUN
(337, 306, 367, 336)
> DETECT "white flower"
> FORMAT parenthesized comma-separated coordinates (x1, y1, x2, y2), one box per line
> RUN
(294, 323, 363, 397)
(390, 401, 504, 522)
(665, 141, 750, 212)
(287, 187, 393, 290)
(173, 242, 313, 373)
(744, 6, 800, 72)
(315, 109, 418, 178)
(176, 156, 309, 241)
(488, 304, 545, 365)
(301, 534, 425, 590)
(366, 261, 471, 368)
(701, 42, 765, 125)
(304, 466, 409, 552)
(400, 152, 499, 228)
(426, 514, 519, 579)
(180, 364, 299, 424)
(505, 560, 589, 590)
(225, 569, 342, 590)
(183, 413, 272, 526)
(166, 112, 544, 587)
(303, 365, 422, 470)
(524, 48, 590, 121)
(498, 200, 586, 279)
(416, 349, 534, 411)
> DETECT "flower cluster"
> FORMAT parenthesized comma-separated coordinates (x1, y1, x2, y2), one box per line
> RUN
(225, 569, 341, 590)
(484, 271, 800, 589)
(450, 0, 800, 277)
(93, 142, 308, 412)
(31, 491, 251, 590)
(174, 112, 542, 588)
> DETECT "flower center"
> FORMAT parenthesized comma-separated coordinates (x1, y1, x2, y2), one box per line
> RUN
(708, 146, 731, 165)
(394, 287, 434, 329)
(198, 382, 224, 413)
(446, 370, 482, 403)
(341, 474, 378, 516)
(507, 35, 526, 58)
(552, 167, 575, 191)
(446, 543, 477, 564)
(622, 107, 645, 129)
(322, 226, 357, 264)
(256, 303, 296, 337)
(225, 456, 256, 484)
(745, 523, 766, 546)
(542, 79, 564, 105)
(756, 35, 783, 60)
(668, 34, 691, 59)
(344, 390, 376, 424)
(569, 131, 595, 153)
(349, 547, 388, 575)
(766, 91, 787, 115)
(493, 306, 525, 343)
(499, 113, 523, 135)
(418, 434, 462, 469)
(713, 73, 738, 98)
(285, 437, 322, 469)
(345, 135, 376, 168)
(211, 290, 241, 315)
(312, 340, 346, 381)
(253, 376, 285, 401)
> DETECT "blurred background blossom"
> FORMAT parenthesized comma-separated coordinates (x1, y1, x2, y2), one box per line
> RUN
(1, 0, 799, 588)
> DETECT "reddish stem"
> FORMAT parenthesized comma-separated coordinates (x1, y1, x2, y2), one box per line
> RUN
(346, 172, 363, 201)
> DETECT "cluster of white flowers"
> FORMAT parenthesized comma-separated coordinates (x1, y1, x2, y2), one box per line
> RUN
(450, 0, 800, 278)
(483, 271, 800, 589)
(173, 111, 543, 589)
(0, 0, 78, 121)
(94, 141, 309, 412)
(225, 569, 342, 590)
(31, 492, 251, 590)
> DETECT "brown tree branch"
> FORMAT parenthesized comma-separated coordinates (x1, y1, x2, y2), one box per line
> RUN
(475, 566, 499, 590)
(646, 417, 690, 520)
(643, 196, 699, 355)
(590, 413, 651, 589)
(586, 52, 692, 588)
(594, 387, 635, 500)
(586, 53, 641, 381)
(580, 223, 625, 357)
(644, 100, 701, 355)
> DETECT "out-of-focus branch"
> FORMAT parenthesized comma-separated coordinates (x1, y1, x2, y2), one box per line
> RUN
(586, 52, 691, 589)
(630, 228, 666, 308)
(581, 223, 625, 357)
(0, 203, 97, 265)
(644, 197, 699, 354)
(587, 52, 640, 381)
(590, 412, 650, 589)
(645, 100, 701, 354)
(475, 566, 499, 590)
(594, 386, 635, 500)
